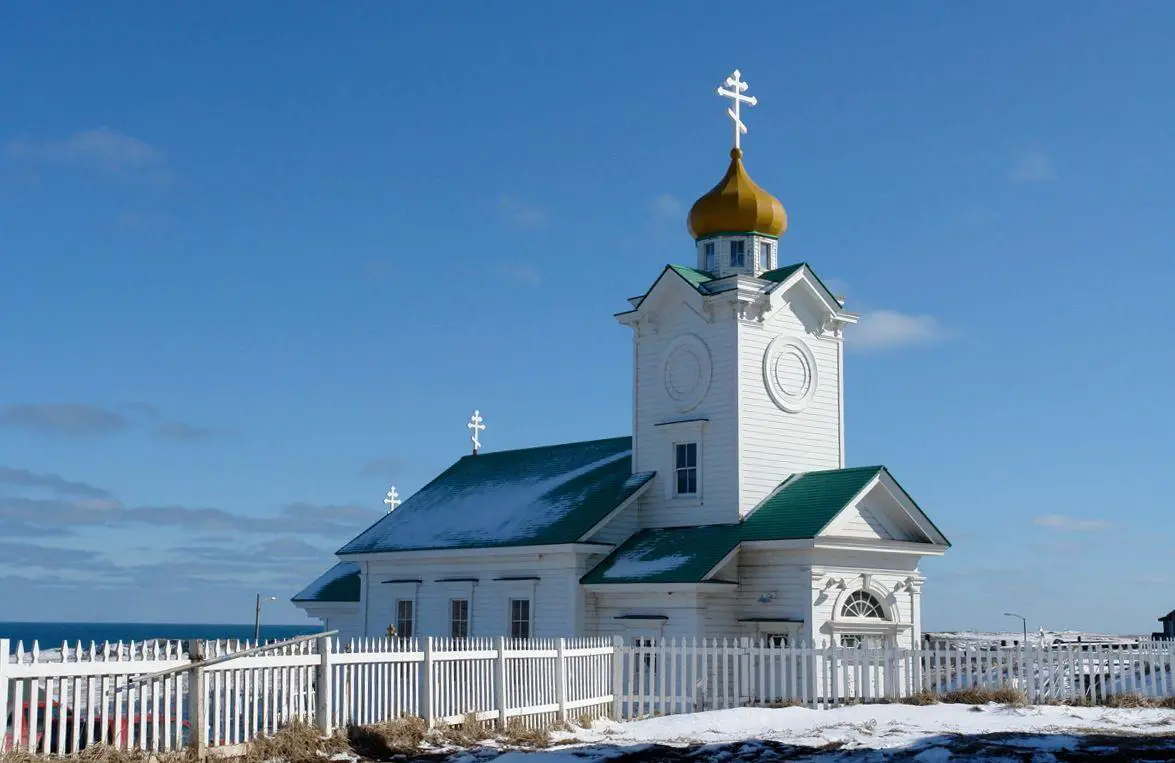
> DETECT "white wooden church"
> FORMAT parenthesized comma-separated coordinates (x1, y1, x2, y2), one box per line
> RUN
(294, 71, 950, 649)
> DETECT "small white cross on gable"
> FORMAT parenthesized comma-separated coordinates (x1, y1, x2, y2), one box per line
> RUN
(716, 69, 758, 150)
(468, 409, 486, 453)
(384, 486, 401, 512)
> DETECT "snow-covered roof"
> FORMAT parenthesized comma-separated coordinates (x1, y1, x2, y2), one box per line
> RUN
(292, 562, 360, 603)
(337, 437, 654, 555)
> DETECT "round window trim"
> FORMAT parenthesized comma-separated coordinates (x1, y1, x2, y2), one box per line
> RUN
(762, 335, 818, 413)
(661, 333, 712, 413)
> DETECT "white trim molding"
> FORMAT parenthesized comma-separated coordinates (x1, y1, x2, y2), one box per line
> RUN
(661, 333, 713, 413)
(763, 335, 819, 413)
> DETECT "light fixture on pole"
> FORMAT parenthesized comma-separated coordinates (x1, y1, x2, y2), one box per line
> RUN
(1004, 612, 1028, 646)
(254, 594, 277, 644)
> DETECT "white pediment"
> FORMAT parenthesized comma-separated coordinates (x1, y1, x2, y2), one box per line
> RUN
(821, 473, 945, 546)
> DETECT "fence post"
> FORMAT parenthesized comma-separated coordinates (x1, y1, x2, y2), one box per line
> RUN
(186, 640, 207, 760)
(555, 638, 568, 724)
(611, 636, 623, 721)
(420, 637, 434, 728)
(0, 639, 9, 754)
(494, 637, 507, 729)
(315, 634, 333, 736)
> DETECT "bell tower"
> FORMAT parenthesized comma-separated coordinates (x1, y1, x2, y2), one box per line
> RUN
(618, 69, 856, 529)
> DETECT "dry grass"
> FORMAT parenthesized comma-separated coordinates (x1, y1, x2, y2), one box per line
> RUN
(2, 746, 195, 763)
(762, 698, 804, 709)
(939, 686, 1027, 707)
(346, 715, 427, 758)
(431, 713, 493, 747)
(1098, 693, 1175, 710)
(499, 718, 551, 749)
(900, 691, 940, 706)
(576, 713, 596, 729)
(245, 720, 348, 763)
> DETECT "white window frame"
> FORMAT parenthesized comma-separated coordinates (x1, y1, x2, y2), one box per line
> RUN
(759, 240, 772, 271)
(657, 419, 707, 504)
(450, 598, 470, 639)
(729, 239, 746, 268)
(673, 441, 699, 496)
(840, 633, 887, 649)
(509, 598, 532, 640)
(703, 241, 716, 272)
(395, 599, 414, 638)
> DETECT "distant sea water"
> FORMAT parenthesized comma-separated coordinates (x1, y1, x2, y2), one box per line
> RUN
(0, 621, 321, 648)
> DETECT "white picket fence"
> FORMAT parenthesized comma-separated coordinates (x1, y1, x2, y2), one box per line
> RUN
(614, 638, 1175, 719)
(0, 635, 613, 756)
(4, 634, 1174, 756)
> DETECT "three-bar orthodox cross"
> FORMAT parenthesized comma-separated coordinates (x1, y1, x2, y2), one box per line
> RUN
(717, 69, 758, 150)
(468, 409, 486, 454)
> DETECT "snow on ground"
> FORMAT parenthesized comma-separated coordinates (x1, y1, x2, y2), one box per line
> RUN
(448, 704, 1175, 761)
(567, 703, 1175, 749)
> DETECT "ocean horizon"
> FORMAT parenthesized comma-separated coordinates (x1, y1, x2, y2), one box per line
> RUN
(0, 621, 322, 649)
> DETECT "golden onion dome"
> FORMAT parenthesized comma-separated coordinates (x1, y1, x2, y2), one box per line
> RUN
(687, 148, 787, 240)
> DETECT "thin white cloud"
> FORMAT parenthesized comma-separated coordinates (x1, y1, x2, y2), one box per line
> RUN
(1008, 151, 1056, 184)
(1034, 514, 1112, 532)
(651, 194, 683, 222)
(7, 128, 168, 181)
(497, 196, 547, 229)
(845, 310, 950, 352)
(495, 260, 542, 287)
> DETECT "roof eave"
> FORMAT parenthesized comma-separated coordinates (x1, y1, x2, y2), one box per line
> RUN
(339, 542, 616, 563)
(581, 581, 738, 593)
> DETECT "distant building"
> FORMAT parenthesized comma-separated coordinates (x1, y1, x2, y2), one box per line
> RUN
(1157, 610, 1175, 640)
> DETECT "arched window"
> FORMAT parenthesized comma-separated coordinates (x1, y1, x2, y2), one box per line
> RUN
(841, 591, 885, 619)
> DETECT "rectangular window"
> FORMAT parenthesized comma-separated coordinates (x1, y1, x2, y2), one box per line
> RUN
(395, 599, 414, 638)
(841, 633, 884, 649)
(633, 637, 657, 676)
(730, 240, 746, 268)
(759, 241, 771, 270)
(674, 442, 698, 495)
(509, 598, 531, 640)
(704, 242, 716, 271)
(450, 599, 469, 639)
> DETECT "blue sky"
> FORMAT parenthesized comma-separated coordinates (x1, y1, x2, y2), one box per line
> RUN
(1, 2, 1173, 633)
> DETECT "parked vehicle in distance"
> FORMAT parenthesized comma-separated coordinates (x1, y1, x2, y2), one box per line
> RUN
(3, 700, 73, 753)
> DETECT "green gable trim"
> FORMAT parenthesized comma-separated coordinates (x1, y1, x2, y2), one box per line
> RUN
(337, 436, 655, 555)
(292, 562, 360, 603)
(761, 261, 845, 308)
(667, 264, 715, 291)
(758, 263, 805, 284)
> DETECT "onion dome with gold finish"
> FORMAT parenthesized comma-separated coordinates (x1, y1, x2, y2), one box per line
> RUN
(687, 147, 787, 240)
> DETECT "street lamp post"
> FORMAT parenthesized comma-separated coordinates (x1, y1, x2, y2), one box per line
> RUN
(254, 594, 277, 644)
(1004, 612, 1028, 646)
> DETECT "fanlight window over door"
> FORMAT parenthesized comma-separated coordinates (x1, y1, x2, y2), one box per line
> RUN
(841, 591, 885, 619)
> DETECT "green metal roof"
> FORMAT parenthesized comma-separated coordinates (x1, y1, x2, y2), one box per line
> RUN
(742, 465, 883, 540)
(758, 263, 805, 283)
(336, 437, 655, 555)
(582, 466, 892, 585)
(667, 264, 716, 290)
(292, 562, 361, 603)
(580, 525, 742, 584)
